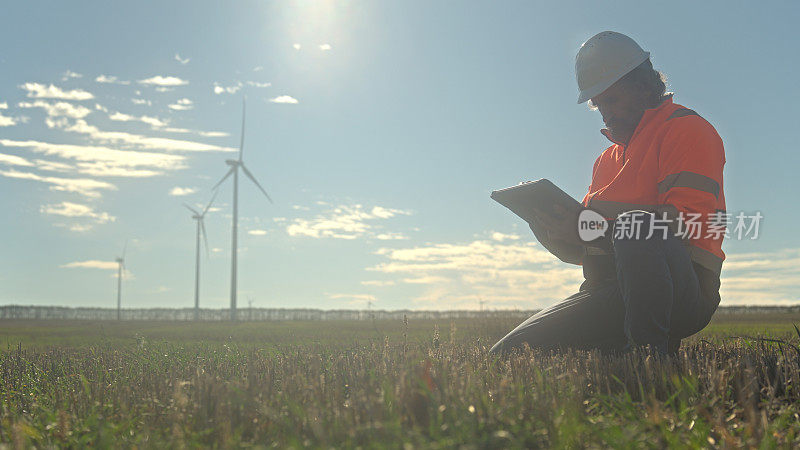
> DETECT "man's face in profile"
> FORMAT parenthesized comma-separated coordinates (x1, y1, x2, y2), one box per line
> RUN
(590, 80, 649, 144)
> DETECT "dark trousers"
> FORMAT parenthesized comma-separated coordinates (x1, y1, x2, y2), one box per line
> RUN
(490, 211, 718, 355)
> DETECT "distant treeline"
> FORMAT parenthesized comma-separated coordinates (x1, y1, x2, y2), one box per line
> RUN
(0, 305, 530, 321)
(1, 304, 798, 321)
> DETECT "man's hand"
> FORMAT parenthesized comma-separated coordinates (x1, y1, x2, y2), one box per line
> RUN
(532, 204, 582, 245)
(529, 213, 584, 265)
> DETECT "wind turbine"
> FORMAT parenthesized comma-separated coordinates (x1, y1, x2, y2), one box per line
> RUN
(115, 241, 127, 320)
(184, 190, 218, 321)
(213, 98, 273, 321)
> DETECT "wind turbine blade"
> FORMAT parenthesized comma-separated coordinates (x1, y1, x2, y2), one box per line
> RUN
(200, 219, 209, 259)
(183, 203, 200, 215)
(212, 166, 235, 191)
(238, 97, 246, 161)
(240, 163, 273, 204)
(201, 188, 219, 216)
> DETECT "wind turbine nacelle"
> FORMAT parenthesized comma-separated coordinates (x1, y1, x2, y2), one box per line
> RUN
(225, 159, 239, 166)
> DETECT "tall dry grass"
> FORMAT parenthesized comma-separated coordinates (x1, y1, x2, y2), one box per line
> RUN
(1, 319, 799, 448)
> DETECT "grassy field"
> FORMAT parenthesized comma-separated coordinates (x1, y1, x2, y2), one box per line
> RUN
(1, 313, 800, 448)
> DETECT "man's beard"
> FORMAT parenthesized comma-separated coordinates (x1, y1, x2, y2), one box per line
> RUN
(605, 121, 636, 141)
(604, 114, 643, 143)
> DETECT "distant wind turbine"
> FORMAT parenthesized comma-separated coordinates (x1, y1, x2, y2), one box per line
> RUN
(184, 191, 218, 321)
(115, 241, 127, 320)
(213, 98, 273, 321)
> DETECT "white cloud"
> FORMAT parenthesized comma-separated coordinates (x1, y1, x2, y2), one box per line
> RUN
(169, 186, 197, 196)
(163, 128, 228, 138)
(60, 260, 118, 270)
(368, 233, 582, 310)
(32, 159, 74, 172)
(319, 44, 332, 51)
(168, 98, 193, 111)
(174, 53, 190, 65)
(247, 81, 271, 88)
(20, 83, 94, 100)
(361, 280, 396, 287)
(491, 232, 521, 242)
(95, 75, 130, 85)
(0, 152, 34, 167)
(293, 43, 301, 50)
(138, 76, 188, 87)
(375, 233, 408, 240)
(45, 119, 235, 153)
(198, 130, 229, 138)
(248, 229, 268, 236)
(0, 113, 18, 127)
(66, 224, 94, 232)
(253, 66, 263, 72)
(402, 276, 451, 284)
(108, 111, 168, 128)
(213, 82, 242, 95)
(41, 201, 115, 225)
(96, 108, 225, 139)
(720, 248, 800, 305)
(131, 98, 152, 106)
(286, 203, 411, 240)
(269, 95, 298, 104)
(0, 168, 116, 198)
(370, 206, 406, 219)
(0, 139, 187, 178)
(0, 102, 21, 126)
(61, 70, 83, 81)
(18, 100, 91, 119)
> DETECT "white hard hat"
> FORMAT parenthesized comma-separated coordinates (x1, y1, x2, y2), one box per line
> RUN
(575, 31, 650, 104)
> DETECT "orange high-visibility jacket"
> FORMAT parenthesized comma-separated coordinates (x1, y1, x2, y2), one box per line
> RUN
(581, 96, 726, 274)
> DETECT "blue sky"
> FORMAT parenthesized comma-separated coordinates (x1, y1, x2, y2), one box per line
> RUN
(1, 1, 798, 310)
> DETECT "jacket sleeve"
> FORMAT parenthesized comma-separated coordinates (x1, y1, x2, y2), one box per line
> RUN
(656, 117, 725, 229)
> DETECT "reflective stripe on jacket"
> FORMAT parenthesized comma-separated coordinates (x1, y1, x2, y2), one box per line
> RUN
(581, 96, 726, 274)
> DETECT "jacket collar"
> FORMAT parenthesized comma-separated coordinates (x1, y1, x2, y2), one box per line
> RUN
(600, 94, 674, 146)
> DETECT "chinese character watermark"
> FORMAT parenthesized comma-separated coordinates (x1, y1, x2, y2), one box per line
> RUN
(577, 209, 763, 242)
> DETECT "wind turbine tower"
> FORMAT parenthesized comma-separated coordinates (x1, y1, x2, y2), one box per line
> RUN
(115, 241, 127, 320)
(213, 98, 273, 321)
(184, 191, 217, 321)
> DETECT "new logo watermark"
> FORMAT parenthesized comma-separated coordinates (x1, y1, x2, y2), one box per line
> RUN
(577, 209, 609, 242)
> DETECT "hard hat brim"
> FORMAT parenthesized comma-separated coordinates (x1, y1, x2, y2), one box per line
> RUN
(576, 52, 650, 104)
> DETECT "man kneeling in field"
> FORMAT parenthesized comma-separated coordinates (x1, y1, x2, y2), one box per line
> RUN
(490, 31, 726, 355)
